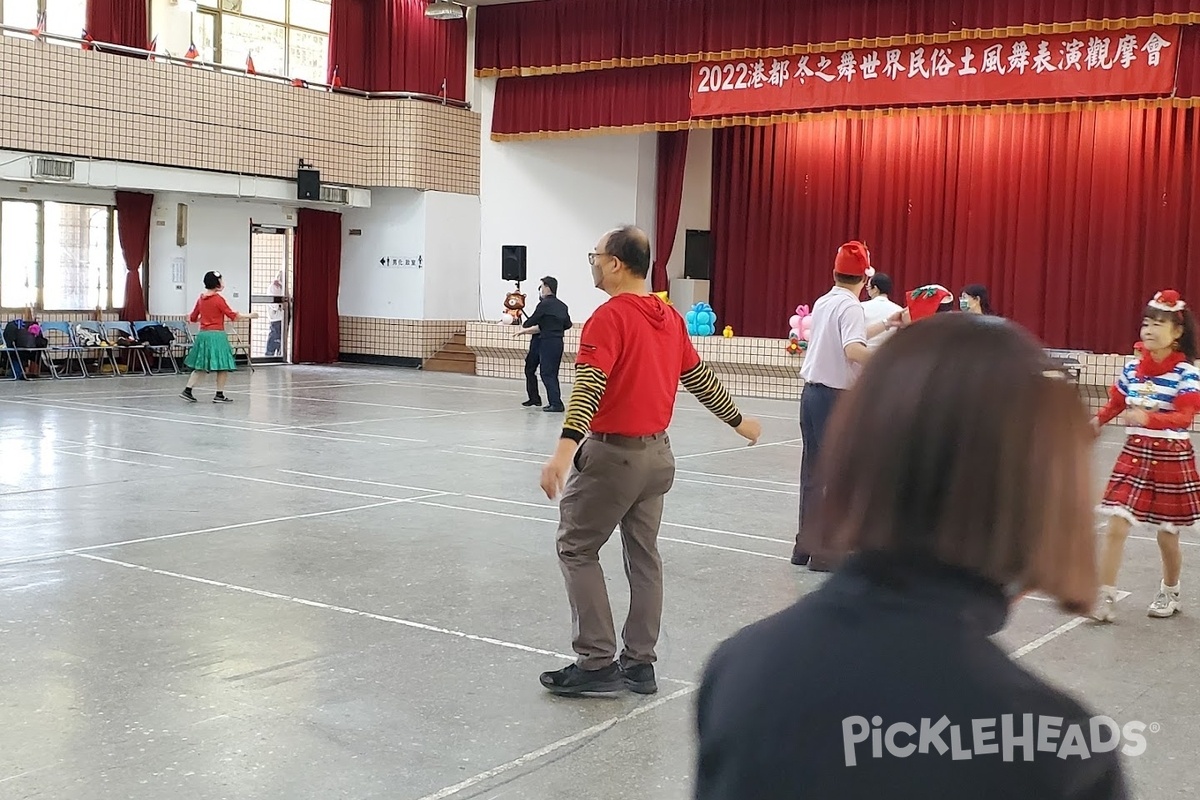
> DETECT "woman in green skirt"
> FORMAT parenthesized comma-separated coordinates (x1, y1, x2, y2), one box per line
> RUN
(181, 271, 258, 403)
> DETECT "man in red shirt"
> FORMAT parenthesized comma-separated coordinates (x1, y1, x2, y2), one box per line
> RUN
(538, 225, 762, 697)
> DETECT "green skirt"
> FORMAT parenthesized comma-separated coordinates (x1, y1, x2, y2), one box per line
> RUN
(185, 330, 237, 372)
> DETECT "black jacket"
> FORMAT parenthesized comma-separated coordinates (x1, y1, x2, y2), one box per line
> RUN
(694, 552, 1129, 800)
(524, 295, 572, 338)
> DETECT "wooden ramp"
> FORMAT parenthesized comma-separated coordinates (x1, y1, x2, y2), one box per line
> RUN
(423, 333, 475, 374)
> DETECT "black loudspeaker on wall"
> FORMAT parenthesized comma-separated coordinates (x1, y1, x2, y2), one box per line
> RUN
(684, 229, 713, 280)
(501, 244, 528, 282)
(297, 167, 321, 201)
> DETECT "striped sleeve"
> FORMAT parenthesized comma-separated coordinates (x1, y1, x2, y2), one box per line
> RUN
(681, 362, 743, 427)
(561, 364, 607, 443)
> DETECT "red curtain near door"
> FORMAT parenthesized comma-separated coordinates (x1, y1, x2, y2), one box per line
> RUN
(652, 130, 689, 293)
(85, 0, 149, 50)
(327, 0, 467, 98)
(115, 190, 152, 321)
(710, 106, 1200, 354)
(293, 209, 342, 364)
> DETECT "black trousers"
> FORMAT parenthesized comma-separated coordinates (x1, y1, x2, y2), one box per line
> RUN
(795, 382, 843, 566)
(524, 336, 543, 402)
(538, 336, 564, 408)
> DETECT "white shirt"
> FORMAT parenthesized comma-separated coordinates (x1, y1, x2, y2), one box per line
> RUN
(799, 286, 867, 390)
(861, 295, 903, 351)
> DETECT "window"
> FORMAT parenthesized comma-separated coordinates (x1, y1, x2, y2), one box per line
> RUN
(1, 0, 87, 42)
(0, 200, 125, 311)
(192, 0, 330, 84)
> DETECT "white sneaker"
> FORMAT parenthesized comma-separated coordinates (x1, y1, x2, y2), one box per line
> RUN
(1093, 585, 1118, 623)
(1147, 584, 1181, 618)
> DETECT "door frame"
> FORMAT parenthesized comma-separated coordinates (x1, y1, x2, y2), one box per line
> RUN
(248, 224, 293, 365)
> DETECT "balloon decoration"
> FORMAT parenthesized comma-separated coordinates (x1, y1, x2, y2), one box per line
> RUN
(722, 325, 734, 338)
(685, 302, 718, 336)
(654, 291, 672, 305)
(787, 304, 812, 352)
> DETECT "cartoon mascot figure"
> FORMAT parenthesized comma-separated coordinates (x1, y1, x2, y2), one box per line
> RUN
(502, 291, 526, 324)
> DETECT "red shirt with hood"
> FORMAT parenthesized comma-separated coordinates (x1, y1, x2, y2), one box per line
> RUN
(576, 294, 700, 436)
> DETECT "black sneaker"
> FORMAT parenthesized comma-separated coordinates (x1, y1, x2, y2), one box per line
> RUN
(180, 389, 197, 403)
(791, 550, 810, 566)
(544, 404, 565, 413)
(621, 662, 658, 695)
(213, 393, 233, 404)
(539, 663, 624, 696)
(522, 399, 541, 407)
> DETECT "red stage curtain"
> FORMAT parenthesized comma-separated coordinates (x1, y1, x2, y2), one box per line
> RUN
(114, 190, 151, 321)
(491, 65, 691, 138)
(710, 106, 1200, 353)
(85, 0, 149, 50)
(293, 209, 342, 364)
(476, 0, 1200, 76)
(328, 0, 467, 99)
(652, 130, 689, 293)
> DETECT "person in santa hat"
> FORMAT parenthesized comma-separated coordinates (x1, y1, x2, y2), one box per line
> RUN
(794, 241, 903, 570)
(905, 284, 955, 321)
(1092, 289, 1200, 622)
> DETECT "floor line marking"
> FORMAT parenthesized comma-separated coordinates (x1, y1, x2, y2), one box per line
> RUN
(0, 498, 427, 567)
(411, 686, 696, 800)
(674, 439, 803, 460)
(1009, 617, 1089, 659)
(279, 470, 441, 494)
(208, 473, 408, 501)
(53, 440, 218, 463)
(48, 448, 168, 467)
(416, 501, 789, 561)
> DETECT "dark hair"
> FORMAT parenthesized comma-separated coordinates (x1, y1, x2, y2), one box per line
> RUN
(818, 314, 1096, 614)
(604, 226, 651, 278)
(868, 274, 893, 297)
(541, 276, 558, 295)
(963, 283, 991, 314)
(1143, 304, 1199, 362)
(833, 273, 866, 287)
(203, 271, 223, 290)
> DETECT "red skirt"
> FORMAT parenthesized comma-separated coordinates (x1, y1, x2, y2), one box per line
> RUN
(1102, 434, 1200, 529)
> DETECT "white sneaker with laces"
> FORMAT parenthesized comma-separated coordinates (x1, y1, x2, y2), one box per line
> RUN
(1147, 583, 1181, 618)
(1093, 585, 1117, 623)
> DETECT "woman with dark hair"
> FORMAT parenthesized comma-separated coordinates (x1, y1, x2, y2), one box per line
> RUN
(961, 284, 992, 314)
(694, 314, 1126, 799)
(181, 271, 258, 403)
(1092, 289, 1200, 622)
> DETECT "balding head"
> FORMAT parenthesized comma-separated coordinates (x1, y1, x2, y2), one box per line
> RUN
(599, 225, 651, 278)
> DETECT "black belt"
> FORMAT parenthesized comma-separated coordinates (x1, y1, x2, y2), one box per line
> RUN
(589, 431, 667, 446)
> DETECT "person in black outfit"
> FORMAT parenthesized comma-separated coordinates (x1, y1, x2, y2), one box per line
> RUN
(695, 314, 1128, 800)
(514, 276, 572, 412)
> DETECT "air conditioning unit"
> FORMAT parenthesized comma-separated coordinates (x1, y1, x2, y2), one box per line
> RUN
(31, 157, 75, 181)
(318, 185, 351, 205)
(425, 1, 463, 20)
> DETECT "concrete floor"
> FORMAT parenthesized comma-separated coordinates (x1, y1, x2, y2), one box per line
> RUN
(0, 366, 1196, 799)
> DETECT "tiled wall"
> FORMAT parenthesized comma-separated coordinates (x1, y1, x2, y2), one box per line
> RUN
(0, 37, 480, 194)
(339, 318, 467, 361)
(466, 323, 1200, 432)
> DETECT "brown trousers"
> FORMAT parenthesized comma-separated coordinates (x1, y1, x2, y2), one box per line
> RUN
(556, 432, 676, 670)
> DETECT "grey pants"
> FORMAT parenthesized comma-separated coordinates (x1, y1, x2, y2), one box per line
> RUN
(555, 432, 676, 670)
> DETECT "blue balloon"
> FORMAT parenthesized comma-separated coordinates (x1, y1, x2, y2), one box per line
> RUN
(703, 311, 716, 325)
(685, 310, 697, 323)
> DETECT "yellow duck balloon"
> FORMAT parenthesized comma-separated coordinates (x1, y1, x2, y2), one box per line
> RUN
(722, 325, 734, 338)
(654, 291, 671, 305)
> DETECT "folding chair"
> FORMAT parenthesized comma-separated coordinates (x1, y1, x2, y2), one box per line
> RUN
(38, 321, 89, 379)
(2, 342, 17, 380)
(74, 321, 121, 377)
(163, 321, 194, 370)
(226, 322, 255, 373)
(105, 321, 152, 376)
(133, 321, 180, 374)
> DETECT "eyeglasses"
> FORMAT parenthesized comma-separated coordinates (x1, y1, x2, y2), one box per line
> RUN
(587, 252, 609, 266)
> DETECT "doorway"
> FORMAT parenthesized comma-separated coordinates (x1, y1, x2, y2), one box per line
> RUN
(249, 226, 293, 364)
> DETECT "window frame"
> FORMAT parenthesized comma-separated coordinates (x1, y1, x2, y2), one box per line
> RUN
(195, 0, 330, 81)
(0, 199, 129, 313)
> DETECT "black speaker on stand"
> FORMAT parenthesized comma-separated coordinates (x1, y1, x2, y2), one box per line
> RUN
(501, 244, 527, 282)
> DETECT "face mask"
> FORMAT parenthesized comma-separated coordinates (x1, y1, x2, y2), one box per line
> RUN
(960, 298, 971, 311)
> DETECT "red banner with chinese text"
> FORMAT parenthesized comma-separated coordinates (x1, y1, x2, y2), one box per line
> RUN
(690, 27, 1183, 117)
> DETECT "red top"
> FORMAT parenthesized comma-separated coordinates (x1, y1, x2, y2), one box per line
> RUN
(577, 294, 700, 437)
(189, 292, 238, 331)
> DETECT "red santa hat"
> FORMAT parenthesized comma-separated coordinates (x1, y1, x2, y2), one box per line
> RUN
(834, 241, 873, 279)
(1148, 289, 1186, 313)
(907, 284, 954, 321)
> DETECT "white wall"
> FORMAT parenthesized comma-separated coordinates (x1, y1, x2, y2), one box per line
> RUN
(339, 189, 426, 319)
(148, 0, 193, 56)
(665, 129, 713, 282)
(477, 78, 658, 322)
(425, 191, 481, 319)
(148, 195, 296, 316)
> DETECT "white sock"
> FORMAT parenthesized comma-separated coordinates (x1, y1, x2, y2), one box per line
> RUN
(1163, 581, 1180, 595)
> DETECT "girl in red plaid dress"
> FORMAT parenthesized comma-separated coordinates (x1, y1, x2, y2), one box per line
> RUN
(1092, 290, 1200, 622)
